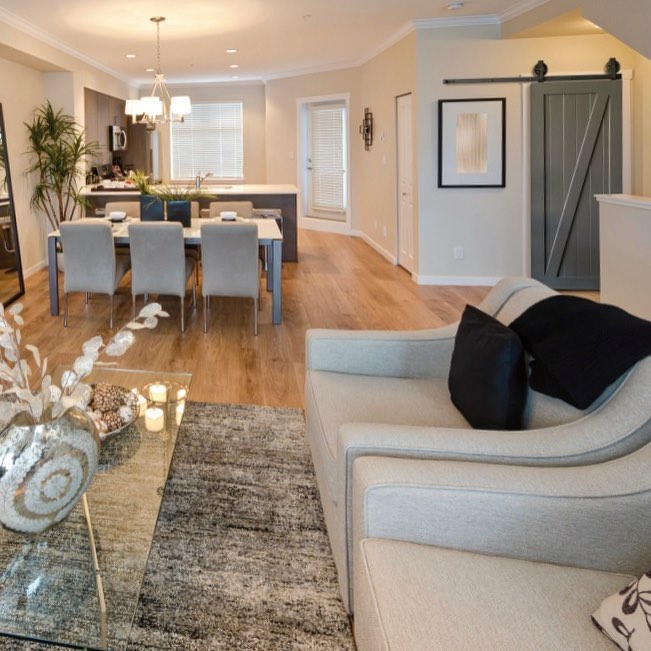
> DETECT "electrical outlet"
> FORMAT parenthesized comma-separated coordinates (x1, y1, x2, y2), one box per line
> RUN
(453, 246, 464, 260)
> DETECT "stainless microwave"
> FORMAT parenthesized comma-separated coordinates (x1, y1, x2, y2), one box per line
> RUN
(110, 125, 127, 151)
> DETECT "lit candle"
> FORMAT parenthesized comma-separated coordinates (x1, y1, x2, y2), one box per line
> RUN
(137, 393, 147, 417)
(149, 383, 167, 403)
(175, 402, 185, 425)
(145, 407, 165, 432)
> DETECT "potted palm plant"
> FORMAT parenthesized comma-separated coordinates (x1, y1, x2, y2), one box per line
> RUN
(25, 101, 100, 230)
(154, 185, 209, 226)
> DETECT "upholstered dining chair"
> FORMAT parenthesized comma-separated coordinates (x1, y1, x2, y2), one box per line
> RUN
(128, 222, 196, 332)
(59, 220, 131, 328)
(104, 201, 141, 219)
(200, 222, 261, 334)
(208, 201, 254, 219)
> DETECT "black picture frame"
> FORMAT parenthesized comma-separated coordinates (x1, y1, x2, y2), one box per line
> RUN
(438, 98, 506, 188)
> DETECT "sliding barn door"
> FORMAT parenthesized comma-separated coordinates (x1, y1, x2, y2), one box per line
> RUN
(530, 79, 622, 290)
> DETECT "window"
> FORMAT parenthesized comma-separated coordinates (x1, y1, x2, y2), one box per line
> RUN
(170, 101, 243, 181)
(307, 101, 347, 217)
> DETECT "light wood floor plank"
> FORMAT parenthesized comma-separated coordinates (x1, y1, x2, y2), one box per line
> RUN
(19, 230, 491, 408)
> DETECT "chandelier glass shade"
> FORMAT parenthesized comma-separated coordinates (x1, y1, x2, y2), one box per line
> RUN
(125, 17, 191, 128)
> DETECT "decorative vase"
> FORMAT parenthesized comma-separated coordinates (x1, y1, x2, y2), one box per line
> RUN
(140, 194, 164, 221)
(166, 200, 191, 227)
(0, 407, 100, 534)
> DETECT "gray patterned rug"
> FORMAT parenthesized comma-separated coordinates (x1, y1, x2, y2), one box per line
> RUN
(0, 402, 354, 650)
(127, 401, 354, 650)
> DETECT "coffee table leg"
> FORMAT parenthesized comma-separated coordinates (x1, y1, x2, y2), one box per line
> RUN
(82, 494, 108, 648)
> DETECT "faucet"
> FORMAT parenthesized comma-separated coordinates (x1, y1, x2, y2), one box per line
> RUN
(195, 172, 213, 189)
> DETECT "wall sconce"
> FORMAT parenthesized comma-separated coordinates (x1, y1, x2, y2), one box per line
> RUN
(359, 107, 374, 150)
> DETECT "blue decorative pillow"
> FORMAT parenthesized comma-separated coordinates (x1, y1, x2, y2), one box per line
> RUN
(448, 305, 527, 430)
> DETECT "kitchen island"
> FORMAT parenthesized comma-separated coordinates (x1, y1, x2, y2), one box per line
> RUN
(82, 184, 299, 262)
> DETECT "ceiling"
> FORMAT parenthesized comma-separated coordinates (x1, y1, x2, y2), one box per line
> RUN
(0, 0, 600, 86)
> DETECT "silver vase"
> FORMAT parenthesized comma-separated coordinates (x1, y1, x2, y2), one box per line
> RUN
(0, 407, 100, 534)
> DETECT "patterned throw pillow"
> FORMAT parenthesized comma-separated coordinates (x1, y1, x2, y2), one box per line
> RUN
(592, 570, 651, 650)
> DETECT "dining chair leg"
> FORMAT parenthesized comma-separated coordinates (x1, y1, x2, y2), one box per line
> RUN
(132, 295, 137, 321)
(203, 296, 208, 333)
(85, 292, 90, 305)
(64, 293, 69, 327)
(109, 294, 114, 329)
(180, 296, 185, 333)
(253, 298, 258, 336)
(191, 269, 197, 309)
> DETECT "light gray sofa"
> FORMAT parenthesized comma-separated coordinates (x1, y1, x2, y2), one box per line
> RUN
(352, 447, 651, 649)
(304, 276, 651, 612)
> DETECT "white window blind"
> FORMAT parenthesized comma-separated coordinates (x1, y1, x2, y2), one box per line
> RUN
(308, 102, 346, 213)
(170, 101, 243, 181)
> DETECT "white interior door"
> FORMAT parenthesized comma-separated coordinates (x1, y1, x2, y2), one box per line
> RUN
(397, 93, 414, 272)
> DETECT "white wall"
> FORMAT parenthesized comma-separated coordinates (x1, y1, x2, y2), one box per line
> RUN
(0, 57, 47, 276)
(415, 31, 645, 284)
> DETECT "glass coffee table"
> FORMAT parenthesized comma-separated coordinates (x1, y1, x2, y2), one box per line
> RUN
(0, 367, 192, 650)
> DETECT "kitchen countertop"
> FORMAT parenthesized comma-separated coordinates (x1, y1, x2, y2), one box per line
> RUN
(81, 184, 299, 196)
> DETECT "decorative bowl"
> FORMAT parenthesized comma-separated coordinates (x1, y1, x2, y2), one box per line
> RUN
(108, 210, 127, 222)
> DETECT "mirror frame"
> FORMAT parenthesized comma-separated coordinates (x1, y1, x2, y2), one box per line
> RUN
(0, 104, 25, 306)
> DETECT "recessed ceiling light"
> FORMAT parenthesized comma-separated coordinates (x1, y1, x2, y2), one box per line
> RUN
(447, 1, 464, 9)
(126, 54, 136, 59)
(229, 64, 239, 69)
(226, 48, 238, 54)
(145, 68, 155, 72)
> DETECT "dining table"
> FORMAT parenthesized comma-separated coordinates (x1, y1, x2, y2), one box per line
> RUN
(48, 217, 284, 324)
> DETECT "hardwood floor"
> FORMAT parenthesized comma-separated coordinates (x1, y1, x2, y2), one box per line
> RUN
(19, 230, 490, 409)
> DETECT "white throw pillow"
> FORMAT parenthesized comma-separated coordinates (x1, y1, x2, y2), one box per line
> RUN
(592, 570, 651, 650)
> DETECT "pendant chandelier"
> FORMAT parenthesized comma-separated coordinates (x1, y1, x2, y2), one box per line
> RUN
(125, 16, 191, 129)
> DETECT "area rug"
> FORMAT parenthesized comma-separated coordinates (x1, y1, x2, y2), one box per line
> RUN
(126, 402, 355, 650)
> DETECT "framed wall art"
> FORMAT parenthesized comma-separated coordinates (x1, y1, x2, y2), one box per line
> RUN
(437, 98, 506, 188)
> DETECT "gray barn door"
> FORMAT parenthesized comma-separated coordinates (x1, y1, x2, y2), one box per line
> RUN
(531, 79, 622, 290)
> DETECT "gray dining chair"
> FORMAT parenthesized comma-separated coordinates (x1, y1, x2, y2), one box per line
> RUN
(208, 201, 254, 219)
(104, 201, 141, 219)
(59, 220, 131, 328)
(200, 222, 261, 334)
(128, 222, 196, 332)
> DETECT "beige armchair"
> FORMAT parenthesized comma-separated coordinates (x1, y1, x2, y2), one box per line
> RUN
(305, 276, 651, 612)
(352, 445, 651, 649)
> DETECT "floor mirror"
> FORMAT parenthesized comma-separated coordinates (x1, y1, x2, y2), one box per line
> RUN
(0, 104, 24, 306)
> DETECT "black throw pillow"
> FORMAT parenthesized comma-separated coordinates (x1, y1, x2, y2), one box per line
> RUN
(448, 305, 527, 430)
(510, 296, 651, 410)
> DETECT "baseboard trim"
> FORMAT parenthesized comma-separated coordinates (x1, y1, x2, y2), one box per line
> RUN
(353, 230, 397, 265)
(299, 216, 349, 235)
(24, 259, 47, 279)
(414, 275, 501, 286)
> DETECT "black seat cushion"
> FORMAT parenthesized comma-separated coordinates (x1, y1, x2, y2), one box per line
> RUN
(449, 305, 527, 430)
(510, 295, 651, 409)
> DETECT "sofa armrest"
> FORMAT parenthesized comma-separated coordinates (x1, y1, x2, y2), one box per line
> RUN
(305, 325, 458, 378)
(352, 451, 651, 583)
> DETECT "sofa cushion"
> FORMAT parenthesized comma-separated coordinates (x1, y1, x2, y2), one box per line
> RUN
(354, 539, 633, 651)
(449, 305, 527, 430)
(593, 569, 651, 650)
(305, 370, 470, 502)
(510, 296, 651, 409)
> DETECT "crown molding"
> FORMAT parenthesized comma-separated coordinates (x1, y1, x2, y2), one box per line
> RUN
(0, 7, 132, 85)
(500, 0, 553, 22)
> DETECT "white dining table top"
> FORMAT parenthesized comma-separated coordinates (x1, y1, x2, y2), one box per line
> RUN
(50, 217, 283, 242)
